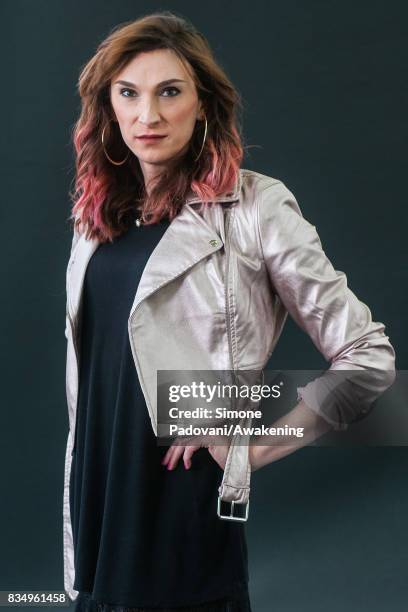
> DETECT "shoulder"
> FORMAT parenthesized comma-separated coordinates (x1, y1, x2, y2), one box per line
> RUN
(239, 167, 281, 190)
(68, 215, 86, 256)
(232, 169, 321, 260)
(235, 168, 305, 229)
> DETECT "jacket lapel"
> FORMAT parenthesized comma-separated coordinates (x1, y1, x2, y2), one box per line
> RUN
(129, 203, 224, 315)
(67, 170, 242, 324)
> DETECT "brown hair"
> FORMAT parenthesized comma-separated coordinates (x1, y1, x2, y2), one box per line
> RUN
(69, 10, 245, 243)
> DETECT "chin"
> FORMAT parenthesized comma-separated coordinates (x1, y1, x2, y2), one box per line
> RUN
(140, 154, 173, 165)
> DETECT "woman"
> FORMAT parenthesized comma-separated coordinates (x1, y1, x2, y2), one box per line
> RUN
(63, 10, 396, 612)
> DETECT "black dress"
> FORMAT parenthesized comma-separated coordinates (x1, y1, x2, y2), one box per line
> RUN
(69, 214, 251, 612)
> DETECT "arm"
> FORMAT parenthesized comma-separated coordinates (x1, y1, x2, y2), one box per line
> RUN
(249, 398, 333, 471)
(254, 179, 396, 436)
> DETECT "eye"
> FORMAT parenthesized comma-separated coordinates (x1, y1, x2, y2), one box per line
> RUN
(119, 86, 181, 99)
(161, 86, 181, 97)
(119, 88, 136, 98)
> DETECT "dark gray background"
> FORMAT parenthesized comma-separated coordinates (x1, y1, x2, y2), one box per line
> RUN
(1, 1, 407, 611)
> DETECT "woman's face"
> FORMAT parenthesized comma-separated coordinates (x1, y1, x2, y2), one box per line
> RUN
(110, 48, 204, 187)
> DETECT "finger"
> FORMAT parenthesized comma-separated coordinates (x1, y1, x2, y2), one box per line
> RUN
(163, 446, 180, 468)
(167, 445, 185, 470)
(161, 438, 183, 466)
(183, 446, 198, 470)
(161, 447, 173, 466)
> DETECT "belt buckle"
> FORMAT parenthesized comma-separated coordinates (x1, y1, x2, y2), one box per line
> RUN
(217, 495, 249, 522)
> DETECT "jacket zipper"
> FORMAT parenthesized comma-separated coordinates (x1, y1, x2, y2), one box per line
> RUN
(224, 208, 236, 371)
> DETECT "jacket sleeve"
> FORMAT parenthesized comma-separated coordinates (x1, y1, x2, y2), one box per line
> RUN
(256, 179, 396, 431)
(64, 221, 82, 340)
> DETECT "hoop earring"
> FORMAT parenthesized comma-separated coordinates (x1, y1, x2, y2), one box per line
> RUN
(193, 115, 208, 162)
(101, 119, 130, 166)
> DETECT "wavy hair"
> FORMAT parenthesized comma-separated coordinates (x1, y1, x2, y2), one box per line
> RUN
(68, 10, 245, 243)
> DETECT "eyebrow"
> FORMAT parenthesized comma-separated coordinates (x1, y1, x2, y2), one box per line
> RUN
(114, 78, 187, 88)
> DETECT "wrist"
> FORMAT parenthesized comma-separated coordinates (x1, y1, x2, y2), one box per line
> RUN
(249, 445, 262, 472)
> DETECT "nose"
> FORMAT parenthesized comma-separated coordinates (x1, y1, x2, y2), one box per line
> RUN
(138, 97, 161, 125)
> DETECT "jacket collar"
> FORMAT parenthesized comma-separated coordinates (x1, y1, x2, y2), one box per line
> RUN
(67, 170, 242, 322)
(184, 168, 242, 205)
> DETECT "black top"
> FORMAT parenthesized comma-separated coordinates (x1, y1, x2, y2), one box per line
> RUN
(69, 215, 249, 611)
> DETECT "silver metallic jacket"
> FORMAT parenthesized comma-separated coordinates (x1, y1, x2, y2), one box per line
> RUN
(63, 168, 396, 600)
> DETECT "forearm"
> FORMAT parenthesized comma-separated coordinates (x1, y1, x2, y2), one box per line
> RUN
(249, 399, 333, 471)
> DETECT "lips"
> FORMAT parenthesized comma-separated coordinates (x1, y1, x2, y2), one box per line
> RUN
(136, 135, 167, 139)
